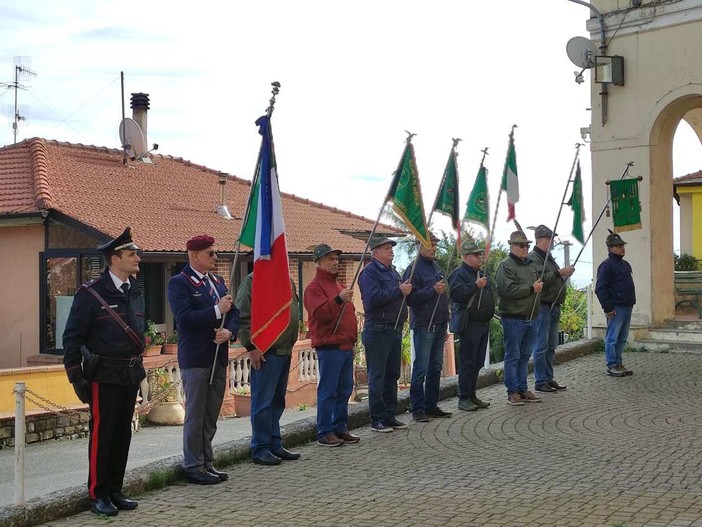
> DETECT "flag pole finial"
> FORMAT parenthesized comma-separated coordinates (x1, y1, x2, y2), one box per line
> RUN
(404, 130, 416, 143)
(266, 81, 282, 116)
(452, 137, 462, 149)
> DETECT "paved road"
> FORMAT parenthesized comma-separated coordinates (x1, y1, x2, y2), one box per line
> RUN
(36, 352, 702, 527)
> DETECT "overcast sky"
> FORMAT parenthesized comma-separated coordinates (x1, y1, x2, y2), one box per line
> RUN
(1, 0, 699, 286)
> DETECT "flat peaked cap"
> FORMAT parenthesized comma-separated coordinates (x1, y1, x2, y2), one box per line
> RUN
(369, 235, 397, 251)
(313, 243, 342, 262)
(606, 231, 627, 246)
(508, 231, 532, 245)
(97, 226, 139, 253)
(534, 224, 557, 239)
(186, 234, 215, 251)
(460, 239, 484, 255)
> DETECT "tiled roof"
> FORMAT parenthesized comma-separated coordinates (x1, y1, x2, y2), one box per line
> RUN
(673, 171, 702, 186)
(0, 138, 403, 254)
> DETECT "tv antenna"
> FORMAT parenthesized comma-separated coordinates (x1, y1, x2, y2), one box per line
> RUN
(566, 36, 598, 84)
(0, 57, 37, 144)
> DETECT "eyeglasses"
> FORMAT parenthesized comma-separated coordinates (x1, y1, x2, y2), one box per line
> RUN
(514, 243, 530, 249)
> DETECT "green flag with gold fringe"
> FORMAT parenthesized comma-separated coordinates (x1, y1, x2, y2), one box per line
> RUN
(609, 177, 641, 232)
(387, 141, 431, 248)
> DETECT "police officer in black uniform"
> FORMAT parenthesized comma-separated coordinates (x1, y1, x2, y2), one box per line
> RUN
(63, 226, 146, 517)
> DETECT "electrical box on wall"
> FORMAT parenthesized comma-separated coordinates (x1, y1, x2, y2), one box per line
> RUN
(595, 56, 625, 86)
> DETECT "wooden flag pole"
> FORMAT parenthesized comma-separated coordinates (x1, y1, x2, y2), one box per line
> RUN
(527, 143, 583, 321)
(209, 81, 281, 386)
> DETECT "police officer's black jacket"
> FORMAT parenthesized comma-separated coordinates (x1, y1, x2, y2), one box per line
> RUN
(448, 262, 495, 326)
(63, 269, 146, 385)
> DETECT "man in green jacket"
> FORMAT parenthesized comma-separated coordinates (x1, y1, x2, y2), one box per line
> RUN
(495, 231, 543, 406)
(235, 272, 301, 466)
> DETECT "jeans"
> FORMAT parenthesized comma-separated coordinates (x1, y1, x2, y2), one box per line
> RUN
(532, 305, 561, 385)
(316, 349, 354, 439)
(604, 305, 632, 368)
(456, 323, 489, 401)
(502, 317, 538, 394)
(250, 353, 291, 458)
(410, 323, 447, 412)
(362, 324, 402, 424)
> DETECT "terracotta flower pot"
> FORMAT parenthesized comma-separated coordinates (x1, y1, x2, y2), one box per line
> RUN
(143, 345, 163, 357)
(162, 343, 178, 355)
(233, 394, 251, 417)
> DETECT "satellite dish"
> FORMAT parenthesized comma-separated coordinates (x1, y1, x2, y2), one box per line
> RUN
(566, 36, 598, 69)
(118, 118, 147, 159)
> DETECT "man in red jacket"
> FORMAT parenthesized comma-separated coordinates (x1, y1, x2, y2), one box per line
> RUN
(304, 243, 360, 447)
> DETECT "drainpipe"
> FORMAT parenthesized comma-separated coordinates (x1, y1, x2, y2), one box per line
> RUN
(568, 0, 609, 125)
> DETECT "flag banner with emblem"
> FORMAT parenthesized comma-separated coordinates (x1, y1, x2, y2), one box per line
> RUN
(246, 115, 292, 353)
(610, 177, 641, 232)
(465, 165, 490, 230)
(566, 160, 586, 244)
(387, 141, 431, 248)
(239, 179, 259, 249)
(501, 131, 519, 221)
(432, 147, 460, 240)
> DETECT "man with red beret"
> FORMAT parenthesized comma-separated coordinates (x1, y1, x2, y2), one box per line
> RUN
(168, 234, 239, 484)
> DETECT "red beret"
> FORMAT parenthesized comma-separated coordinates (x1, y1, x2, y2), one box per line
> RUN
(186, 234, 215, 251)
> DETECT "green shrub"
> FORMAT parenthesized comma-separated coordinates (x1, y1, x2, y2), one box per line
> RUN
(674, 253, 699, 271)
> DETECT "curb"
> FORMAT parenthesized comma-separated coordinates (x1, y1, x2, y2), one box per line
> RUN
(0, 338, 600, 527)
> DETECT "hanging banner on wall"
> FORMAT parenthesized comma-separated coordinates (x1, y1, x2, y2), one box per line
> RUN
(609, 177, 642, 232)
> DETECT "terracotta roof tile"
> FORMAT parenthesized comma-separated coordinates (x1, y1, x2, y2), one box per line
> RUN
(0, 138, 403, 254)
(673, 170, 702, 185)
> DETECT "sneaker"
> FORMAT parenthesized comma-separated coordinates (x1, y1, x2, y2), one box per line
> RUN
(457, 399, 478, 411)
(385, 417, 408, 430)
(549, 380, 567, 390)
(520, 391, 542, 403)
(425, 407, 453, 418)
(336, 431, 361, 444)
(607, 365, 626, 377)
(471, 396, 490, 409)
(412, 411, 430, 422)
(619, 364, 634, 376)
(371, 422, 393, 433)
(535, 383, 557, 393)
(507, 393, 524, 406)
(317, 433, 344, 447)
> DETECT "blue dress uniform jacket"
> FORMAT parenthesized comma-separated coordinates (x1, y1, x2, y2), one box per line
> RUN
(595, 252, 636, 313)
(63, 270, 146, 385)
(448, 262, 495, 327)
(168, 264, 239, 369)
(402, 254, 449, 330)
(359, 258, 407, 326)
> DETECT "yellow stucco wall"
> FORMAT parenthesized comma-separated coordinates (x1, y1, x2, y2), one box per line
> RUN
(0, 365, 82, 417)
(0, 226, 43, 368)
(676, 186, 702, 259)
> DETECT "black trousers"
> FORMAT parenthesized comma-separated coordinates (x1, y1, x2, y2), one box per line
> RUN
(88, 382, 139, 499)
(457, 323, 489, 401)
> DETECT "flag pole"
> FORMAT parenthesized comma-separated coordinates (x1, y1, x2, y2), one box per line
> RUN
(332, 131, 417, 333)
(209, 81, 281, 385)
(527, 143, 583, 320)
(548, 161, 636, 313)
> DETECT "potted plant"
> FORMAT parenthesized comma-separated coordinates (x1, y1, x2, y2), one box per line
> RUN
(144, 320, 164, 356)
(233, 384, 251, 417)
(146, 366, 185, 425)
(162, 331, 178, 354)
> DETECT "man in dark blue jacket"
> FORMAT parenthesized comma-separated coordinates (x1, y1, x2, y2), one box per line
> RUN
(448, 240, 495, 411)
(403, 235, 452, 422)
(168, 234, 239, 484)
(359, 235, 412, 433)
(595, 231, 636, 377)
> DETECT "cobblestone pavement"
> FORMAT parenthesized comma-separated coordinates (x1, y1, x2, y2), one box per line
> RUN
(40, 352, 702, 527)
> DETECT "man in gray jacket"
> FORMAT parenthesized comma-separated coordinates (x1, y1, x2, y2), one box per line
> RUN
(495, 231, 543, 406)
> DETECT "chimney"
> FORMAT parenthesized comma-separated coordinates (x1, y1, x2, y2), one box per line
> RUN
(130, 92, 150, 146)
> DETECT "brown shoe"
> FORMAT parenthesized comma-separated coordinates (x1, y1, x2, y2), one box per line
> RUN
(317, 433, 344, 447)
(520, 391, 542, 403)
(336, 431, 360, 444)
(507, 392, 524, 406)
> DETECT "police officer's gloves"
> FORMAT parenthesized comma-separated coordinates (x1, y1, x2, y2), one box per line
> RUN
(71, 376, 92, 405)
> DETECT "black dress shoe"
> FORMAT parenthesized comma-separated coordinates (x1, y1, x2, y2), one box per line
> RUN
(184, 468, 222, 484)
(252, 451, 283, 466)
(549, 380, 567, 390)
(535, 383, 557, 393)
(205, 466, 229, 481)
(272, 447, 301, 461)
(109, 492, 138, 510)
(425, 407, 453, 418)
(91, 497, 118, 516)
